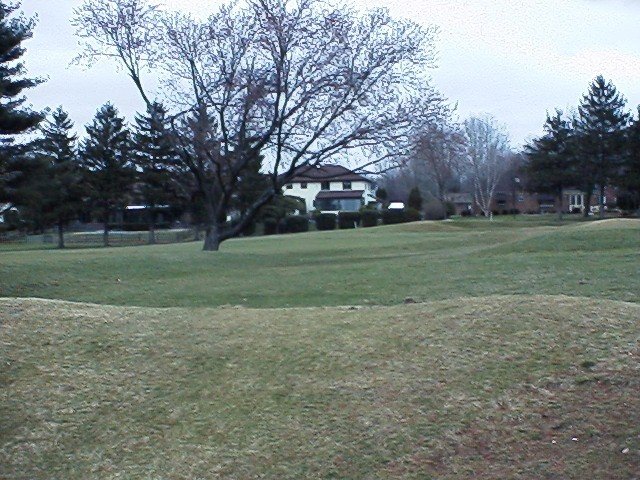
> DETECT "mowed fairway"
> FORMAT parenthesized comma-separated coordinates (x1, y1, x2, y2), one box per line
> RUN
(1, 218, 639, 478)
(1, 217, 639, 307)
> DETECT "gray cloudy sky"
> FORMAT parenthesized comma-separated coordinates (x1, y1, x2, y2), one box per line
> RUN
(22, 0, 640, 147)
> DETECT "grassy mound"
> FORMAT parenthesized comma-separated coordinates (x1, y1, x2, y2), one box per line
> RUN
(2, 295, 639, 479)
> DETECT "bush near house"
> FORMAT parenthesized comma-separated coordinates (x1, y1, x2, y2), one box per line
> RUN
(281, 215, 309, 234)
(423, 200, 446, 220)
(315, 213, 337, 230)
(405, 207, 422, 222)
(338, 211, 361, 229)
(444, 201, 456, 218)
(361, 210, 379, 227)
(263, 218, 278, 235)
(381, 209, 406, 225)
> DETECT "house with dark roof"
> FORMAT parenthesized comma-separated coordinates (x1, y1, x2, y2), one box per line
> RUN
(283, 164, 376, 212)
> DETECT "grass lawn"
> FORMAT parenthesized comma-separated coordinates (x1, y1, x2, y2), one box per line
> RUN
(2, 296, 639, 479)
(1, 217, 639, 478)
(1, 217, 638, 308)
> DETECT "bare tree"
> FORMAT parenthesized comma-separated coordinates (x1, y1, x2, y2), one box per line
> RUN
(73, 0, 446, 250)
(412, 121, 466, 202)
(464, 115, 510, 219)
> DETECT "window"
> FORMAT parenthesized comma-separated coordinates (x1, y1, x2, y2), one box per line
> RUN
(286, 184, 293, 189)
(321, 181, 330, 190)
(342, 181, 352, 190)
(517, 195, 524, 203)
(301, 182, 308, 189)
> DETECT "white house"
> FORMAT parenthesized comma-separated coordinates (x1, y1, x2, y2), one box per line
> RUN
(283, 164, 376, 212)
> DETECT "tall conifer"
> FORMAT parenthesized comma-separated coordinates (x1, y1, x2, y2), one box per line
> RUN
(36, 107, 83, 248)
(575, 76, 631, 217)
(131, 102, 178, 244)
(0, 1, 42, 207)
(525, 110, 577, 219)
(80, 103, 133, 247)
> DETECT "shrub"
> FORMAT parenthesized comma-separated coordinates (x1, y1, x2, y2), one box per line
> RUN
(444, 201, 456, 218)
(361, 210, 379, 227)
(423, 200, 446, 220)
(381, 209, 406, 225)
(617, 192, 640, 212)
(315, 213, 337, 230)
(460, 210, 472, 217)
(263, 218, 278, 235)
(282, 215, 309, 233)
(405, 207, 422, 222)
(241, 221, 257, 237)
(338, 211, 361, 229)
(407, 187, 423, 211)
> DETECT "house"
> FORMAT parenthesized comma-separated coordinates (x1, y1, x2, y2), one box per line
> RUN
(445, 193, 474, 215)
(283, 164, 376, 212)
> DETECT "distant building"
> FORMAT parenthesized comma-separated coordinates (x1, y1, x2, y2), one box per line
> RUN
(283, 164, 376, 212)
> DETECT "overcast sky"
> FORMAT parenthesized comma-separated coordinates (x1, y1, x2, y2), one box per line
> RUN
(22, 0, 640, 148)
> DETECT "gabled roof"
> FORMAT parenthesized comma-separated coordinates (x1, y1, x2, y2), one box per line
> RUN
(289, 164, 372, 183)
(446, 193, 473, 204)
(316, 190, 365, 199)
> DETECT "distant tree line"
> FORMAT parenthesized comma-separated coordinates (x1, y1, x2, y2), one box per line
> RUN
(377, 113, 516, 220)
(378, 76, 640, 221)
(525, 76, 639, 218)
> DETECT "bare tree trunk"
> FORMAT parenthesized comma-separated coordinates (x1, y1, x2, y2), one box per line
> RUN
(148, 210, 156, 245)
(103, 212, 110, 247)
(583, 184, 593, 218)
(203, 223, 221, 251)
(599, 184, 605, 219)
(57, 221, 65, 249)
(556, 191, 564, 221)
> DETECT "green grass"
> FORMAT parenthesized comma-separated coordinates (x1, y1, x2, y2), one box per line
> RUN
(1, 217, 639, 478)
(1, 217, 638, 308)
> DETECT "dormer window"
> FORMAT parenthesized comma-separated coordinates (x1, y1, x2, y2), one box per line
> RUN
(301, 182, 308, 189)
(321, 181, 330, 190)
(342, 181, 352, 190)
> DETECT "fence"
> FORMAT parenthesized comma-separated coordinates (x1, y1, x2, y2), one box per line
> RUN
(0, 229, 198, 248)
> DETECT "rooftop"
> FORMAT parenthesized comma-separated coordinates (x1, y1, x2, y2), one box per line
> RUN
(289, 164, 371, 183)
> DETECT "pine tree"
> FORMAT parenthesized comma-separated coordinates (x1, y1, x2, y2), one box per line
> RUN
(131, 102, 178, 244)
(0, 1, 43, 207)
(525, 110, 577, 219)
(575, 76, 631, 218)
(35, 107, 83, 248)
(80, 103, 133, 247)
(407, 187, 423, 211)
(619, 107, 640, 212)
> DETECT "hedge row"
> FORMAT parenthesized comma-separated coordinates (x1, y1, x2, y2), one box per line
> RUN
(263, 215, 310, 235)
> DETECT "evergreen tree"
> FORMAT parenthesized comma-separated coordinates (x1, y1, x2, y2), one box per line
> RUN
(236, 156, 266, 214)
(575, 76, 631, 218)
(0, 1, 43, 207)
(35, 107, 83, 248)
(376, 187, 388, 208)
(80, 103, 133, 247)
(131, 102, 178, 244)
(407, 187, 423, 211)
(619, 107, 640, 213)
(525, 110, 577, 219)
